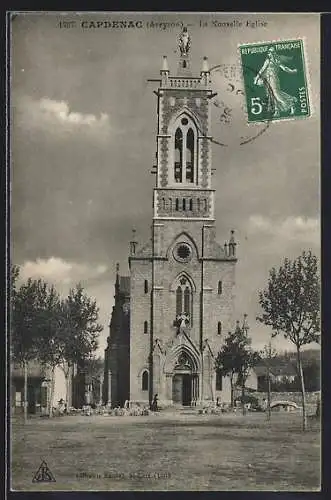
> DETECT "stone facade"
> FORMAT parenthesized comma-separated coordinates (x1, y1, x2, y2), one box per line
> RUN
(105, 44, 237, 407)
(104, 274, 130, 407)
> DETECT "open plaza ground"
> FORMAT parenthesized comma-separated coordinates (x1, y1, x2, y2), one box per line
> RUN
(11, 409, 320, 491)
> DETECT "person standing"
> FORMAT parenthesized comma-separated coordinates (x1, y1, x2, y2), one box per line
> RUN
(152, 394, 158, 412)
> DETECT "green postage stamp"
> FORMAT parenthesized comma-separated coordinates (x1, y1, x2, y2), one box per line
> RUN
(239, 39, 311, 123)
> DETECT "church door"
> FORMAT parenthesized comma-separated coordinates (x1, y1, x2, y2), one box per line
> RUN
(172, 374, 182, 404)
(182, 374, 192, 406)
(172, 374, 193, 405)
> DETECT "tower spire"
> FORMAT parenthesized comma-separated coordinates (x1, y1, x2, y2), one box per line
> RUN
(115, 262, 120, 294)
(129, 228, 138, 256)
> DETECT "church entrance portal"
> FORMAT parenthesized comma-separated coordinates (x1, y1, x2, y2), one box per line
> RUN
(172, 374, 192, 406)
(171, 352, 199, 406)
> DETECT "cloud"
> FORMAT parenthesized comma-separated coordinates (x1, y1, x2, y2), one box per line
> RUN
(19, 257, 108, 287)
(15, 96, 111, 142)
(248, 215, 320, 245)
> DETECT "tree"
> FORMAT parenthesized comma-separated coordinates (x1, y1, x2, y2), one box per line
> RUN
(34, 284, 62, 417)
(79, 357, 104, 406)
(215, 316, 259, 412)
(257, 250, 320, 431)
(57, 284, 103, 409)
(260, 342, 278, 420)
(11, 274, 53, 421)
(10, 264, 20, 294)
(214, 331, 241, 408)
(233, 319, 260, 416)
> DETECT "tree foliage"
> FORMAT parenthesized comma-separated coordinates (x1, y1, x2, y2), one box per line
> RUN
(11, 270, 103, 414)
(257, 251, 320, 347)
(11, 277, 53, 364)
(215, 321, 259, 409)
(58, 284, 102, 369)
(257, 250, 320, 430)
(214, 330, 244, 380)
(10, 264, 20, 296)
(233, 326, 260, 389)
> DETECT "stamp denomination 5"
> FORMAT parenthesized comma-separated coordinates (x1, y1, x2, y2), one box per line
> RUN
(239, 39, 311, 123)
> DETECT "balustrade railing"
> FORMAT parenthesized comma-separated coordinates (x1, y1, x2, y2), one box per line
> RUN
(168, 78, 202, 89)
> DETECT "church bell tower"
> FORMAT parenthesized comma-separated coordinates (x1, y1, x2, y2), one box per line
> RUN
(127, 28, 237, 407)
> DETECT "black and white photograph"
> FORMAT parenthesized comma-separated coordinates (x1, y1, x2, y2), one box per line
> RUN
(9, 11, 321, 491)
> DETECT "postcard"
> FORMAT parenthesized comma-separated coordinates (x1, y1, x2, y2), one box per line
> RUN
(9, 11, 320, 491)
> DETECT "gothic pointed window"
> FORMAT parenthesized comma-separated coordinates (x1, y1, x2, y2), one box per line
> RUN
(182, 199, 186, 211)
(173, 116, 197, 185)
(184, 287, 190, 316)
(176, 286, 182, 317)
(175, 198, 179, 211)
(189, 199, 193, 211)
(174, 275, 193, 325)
(186, 128, 194, 183)
(174, 128, 183, 183)
(142, 371, 149, 391)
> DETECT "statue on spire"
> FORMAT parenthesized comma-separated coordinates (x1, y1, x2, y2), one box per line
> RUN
(178, 26, 191, 57)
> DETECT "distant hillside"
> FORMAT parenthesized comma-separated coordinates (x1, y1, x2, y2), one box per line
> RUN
(255, 348, 320, 392)
(280, 348, 320, 367)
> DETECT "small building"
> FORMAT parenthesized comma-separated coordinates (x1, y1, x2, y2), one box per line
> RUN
(11, 360, 89, 414)
(11, 360, 51, 415)
(254, 361, 297, 391)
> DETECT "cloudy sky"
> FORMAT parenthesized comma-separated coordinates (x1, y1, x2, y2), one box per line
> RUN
(11, 12, 320, 356)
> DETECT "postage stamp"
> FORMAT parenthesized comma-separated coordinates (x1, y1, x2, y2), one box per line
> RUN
(239, 39, 311, 123)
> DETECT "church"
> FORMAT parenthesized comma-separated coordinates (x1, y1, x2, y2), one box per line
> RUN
(104, 28, 238, 408)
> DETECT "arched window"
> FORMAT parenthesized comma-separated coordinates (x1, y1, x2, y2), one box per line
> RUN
(176, 286, 182, 317)
(189, 199, 193, 211)
(144, 280, 148, 294)
(174, 128, 183, 183)
(144, 321, 148, 334)
(142, 371, 149, 391)
(175, 198, 179, 211)
(184, 287, 190, 316)
(186, 128, 194, 183)
(216, 371, 222, 391)
(182, 199, 186, 211)
(173, 116, 197, 186)
(175, 275, 193, 325)
(218, 321, 222, 335)
(197, 199, 201, 211)
(218, 281, 222, 295)
(162, 198, 166, 210)
(203, 199, 207, 211)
